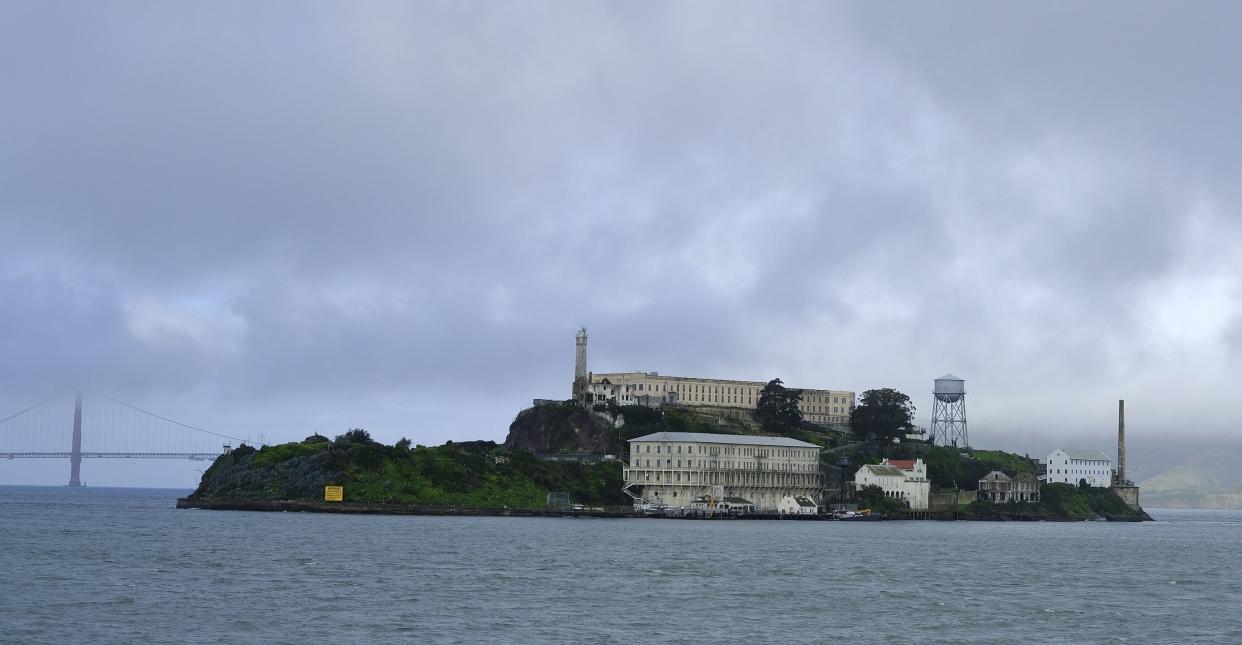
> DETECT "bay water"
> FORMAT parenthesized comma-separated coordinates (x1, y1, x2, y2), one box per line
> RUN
(2, 486, 1240, 643)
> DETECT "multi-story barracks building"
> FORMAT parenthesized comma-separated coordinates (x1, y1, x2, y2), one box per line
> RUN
(623, 432, 822, 511)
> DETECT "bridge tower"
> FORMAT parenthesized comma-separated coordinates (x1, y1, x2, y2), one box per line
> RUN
(68, 393, 83, 487)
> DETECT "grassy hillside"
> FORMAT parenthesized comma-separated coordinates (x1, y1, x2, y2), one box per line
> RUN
(192, 431, 626, 507)
(918, 445, 1038, 490)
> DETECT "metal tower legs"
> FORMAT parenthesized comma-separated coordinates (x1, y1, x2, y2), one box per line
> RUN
(930, 397, 969, 448)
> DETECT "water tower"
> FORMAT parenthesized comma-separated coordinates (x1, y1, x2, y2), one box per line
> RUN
(930, 374, 969, 448)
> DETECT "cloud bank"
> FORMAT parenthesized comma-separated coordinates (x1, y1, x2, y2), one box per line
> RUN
(3, 2, 1241, 484)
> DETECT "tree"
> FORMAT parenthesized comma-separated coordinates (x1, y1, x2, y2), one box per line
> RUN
(855, 484, 906, 513)
(756, 378, 803, 435)
(923, 445, 963, 489)
(336, 428, 373, 445)
(850, 388, 916, 456)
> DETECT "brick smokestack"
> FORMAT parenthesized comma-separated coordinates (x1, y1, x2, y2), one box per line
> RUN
(1116, 399, 1126, 484)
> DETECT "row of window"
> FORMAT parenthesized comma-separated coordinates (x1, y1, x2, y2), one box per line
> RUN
(631, 458, 816, 472)
(639, 443, 815, 460)
(639, 471, 817, 482)
(617, 380, 852, 405)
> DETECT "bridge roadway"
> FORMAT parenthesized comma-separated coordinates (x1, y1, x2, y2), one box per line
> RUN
(1, 452, 220, 461)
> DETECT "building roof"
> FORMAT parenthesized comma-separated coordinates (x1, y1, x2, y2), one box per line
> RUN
(937, 373, 963, 381)
(1053, 448, 1111, 461)
(629, 432, 818, 448)
(794, 496, 817, 507)
(721, 496, 754, 504)
(887, 459, 917, 470)
(980, 470, 1011, 481)
(860, 464, 906, 477)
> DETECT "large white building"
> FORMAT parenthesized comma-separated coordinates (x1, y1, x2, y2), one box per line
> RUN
(853, 458, 930, 510)
(623, 432, 821, 511)
(1042, 449, 1112, 487)
(572, 329, 855, 425)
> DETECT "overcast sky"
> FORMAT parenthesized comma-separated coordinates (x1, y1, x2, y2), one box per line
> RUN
(3, 2, 1241, 486)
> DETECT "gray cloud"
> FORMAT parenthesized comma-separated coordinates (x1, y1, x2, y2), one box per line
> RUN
(2, 2, 1240, 485)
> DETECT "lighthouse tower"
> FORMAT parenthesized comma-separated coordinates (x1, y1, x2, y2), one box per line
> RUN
(572, 327, 588, 397)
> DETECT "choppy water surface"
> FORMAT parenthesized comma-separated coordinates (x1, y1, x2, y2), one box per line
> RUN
(2, 486, 1241, 644)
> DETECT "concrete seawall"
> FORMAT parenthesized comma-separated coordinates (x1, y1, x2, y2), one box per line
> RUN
(176, 499, 1146, 521)
(177, 498, 639, 518)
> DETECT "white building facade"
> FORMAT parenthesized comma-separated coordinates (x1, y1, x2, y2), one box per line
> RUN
(778, 496, 819, 515)
(623, 432, 821, 511)
(1043, 449, 1112, 487)
(853, 458, 930, 510)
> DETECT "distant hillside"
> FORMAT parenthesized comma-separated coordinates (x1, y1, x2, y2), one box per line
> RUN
(1141, 447, 1242, 509)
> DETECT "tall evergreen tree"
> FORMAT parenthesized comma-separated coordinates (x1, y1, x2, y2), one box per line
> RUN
(756, 378, 803, 436)
(850, 388, 916, 455)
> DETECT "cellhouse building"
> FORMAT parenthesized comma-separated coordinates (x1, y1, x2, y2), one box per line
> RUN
(570, 328, 855, 426)
(622, 432, 821, 511)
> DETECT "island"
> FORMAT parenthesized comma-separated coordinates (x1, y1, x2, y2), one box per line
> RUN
(179, 399, 1150, 522)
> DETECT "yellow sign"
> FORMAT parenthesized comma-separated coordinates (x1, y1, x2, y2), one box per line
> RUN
(324, 485, 344, 502)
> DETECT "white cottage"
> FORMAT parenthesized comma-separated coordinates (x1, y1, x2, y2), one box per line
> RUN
(853, 458, 930, 510)
(777, 496, 819, 515)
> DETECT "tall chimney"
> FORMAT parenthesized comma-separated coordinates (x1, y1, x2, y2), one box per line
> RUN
(1116, 399, 1126, 484)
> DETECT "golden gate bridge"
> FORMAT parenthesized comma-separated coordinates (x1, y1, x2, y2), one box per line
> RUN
(0, 392, 247, 486)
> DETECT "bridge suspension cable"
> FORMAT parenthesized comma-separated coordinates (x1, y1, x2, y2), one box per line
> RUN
(0, 395, 56, 427)
(100, 395, 245, 444)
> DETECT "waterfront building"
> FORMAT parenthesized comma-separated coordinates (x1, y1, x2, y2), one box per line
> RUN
(571, 330, 855, 425)
(977, 471, 1041, 503)
(777, 495, 819, 515)
(853, 458, 930, 510)
(623, 432, 821, 511)
(688, 495, 756, 515)
(1042, 449, 1112, 487)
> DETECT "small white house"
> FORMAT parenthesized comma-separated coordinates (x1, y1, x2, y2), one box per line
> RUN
(778, 496, 819, 515)
(1043, 449, 1112, 487)
(854, 458, 930, 510)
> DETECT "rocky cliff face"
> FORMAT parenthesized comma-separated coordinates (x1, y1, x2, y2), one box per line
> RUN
(504, 403, 620, 454)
